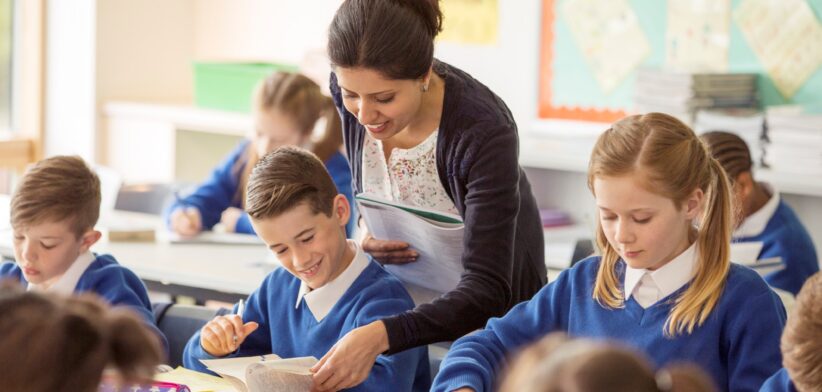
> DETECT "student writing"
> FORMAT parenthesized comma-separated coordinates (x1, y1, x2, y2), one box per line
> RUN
(166, 72, 356, 237)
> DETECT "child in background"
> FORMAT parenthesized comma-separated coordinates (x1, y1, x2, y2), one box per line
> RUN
(0, 155, 167, 353)
(432, 113, 786, 392)
(0, 281, 163, 392)
(500, 332, 717, 392)
(182, 147, 429, 391)
(760, 271, 822, 392)
(701, 131, 818, 296)
(166, 71, 355, 237)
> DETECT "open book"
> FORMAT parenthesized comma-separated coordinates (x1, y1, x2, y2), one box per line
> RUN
(356, 193, 464, 293)
(199, 354, 318, 392)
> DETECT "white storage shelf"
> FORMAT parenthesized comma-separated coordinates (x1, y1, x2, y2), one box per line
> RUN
(519, 133, 822, 198)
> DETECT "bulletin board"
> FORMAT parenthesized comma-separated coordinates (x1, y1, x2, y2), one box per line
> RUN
(538, 0, 822, 122)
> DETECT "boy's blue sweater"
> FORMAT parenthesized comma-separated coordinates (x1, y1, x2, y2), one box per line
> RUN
(165, 140, 356, 237)
(735, 199, 819, 295)
(432, 257, 786, 392)
(0, 254, 168, 353)
(760, 369, 798, 392)
(183, 261, 430, 391)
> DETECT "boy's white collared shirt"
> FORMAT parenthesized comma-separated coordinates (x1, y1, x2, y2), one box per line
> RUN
(295, 240, 370, 322)
(624, 243, 697, 308)
(733, 183, 780, 238)
(27, 251, 95, 294)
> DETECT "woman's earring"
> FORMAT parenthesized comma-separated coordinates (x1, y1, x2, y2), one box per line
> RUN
(421, 83, 429, 92)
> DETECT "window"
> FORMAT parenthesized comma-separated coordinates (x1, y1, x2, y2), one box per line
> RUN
(0, 0, 12, 132)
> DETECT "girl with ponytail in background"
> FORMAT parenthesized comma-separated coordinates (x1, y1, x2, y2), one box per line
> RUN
(166, 71, 355, 237)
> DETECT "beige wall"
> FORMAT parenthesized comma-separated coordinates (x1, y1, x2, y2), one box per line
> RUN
(192, 0, 340, 64)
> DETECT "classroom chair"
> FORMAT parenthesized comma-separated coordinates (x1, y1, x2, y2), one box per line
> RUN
(152, 302, 230, 367)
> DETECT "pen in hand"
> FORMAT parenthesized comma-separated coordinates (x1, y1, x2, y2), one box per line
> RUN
(233, 299, 245, 344)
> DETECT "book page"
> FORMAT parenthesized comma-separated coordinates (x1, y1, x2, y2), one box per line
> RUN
(246, 364, 312, 392)
(201, 354, 282, 383)
(357, 199, 464, 293)
(200, 355, 317, 392)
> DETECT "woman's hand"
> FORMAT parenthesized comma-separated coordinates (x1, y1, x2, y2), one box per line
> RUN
(199, 315, 259, 357)
(220, 207, 244, 233)
(170, 207, 202, 237)
(310, 321, 389, 391)
(361, 234, 418, 265)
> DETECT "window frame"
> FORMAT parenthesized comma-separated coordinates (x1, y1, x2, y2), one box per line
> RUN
(0, 0, 44, 171)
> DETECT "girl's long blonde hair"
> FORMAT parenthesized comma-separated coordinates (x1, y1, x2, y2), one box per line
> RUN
(588, 113, 733, 336)
(234, 72, 343, 205)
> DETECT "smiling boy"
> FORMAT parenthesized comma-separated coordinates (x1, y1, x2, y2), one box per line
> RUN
(182, 146, 429, 391)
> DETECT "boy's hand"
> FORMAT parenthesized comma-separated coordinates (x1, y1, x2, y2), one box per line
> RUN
(171, 207, 202, 237)
(200, 315, 259, 357)
(361, 234, 418, 265)
(310, 321, 389, 391)
(220, 207, 243, 233)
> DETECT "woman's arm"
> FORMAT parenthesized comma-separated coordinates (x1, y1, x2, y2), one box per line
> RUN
(383, 125, 525, 352)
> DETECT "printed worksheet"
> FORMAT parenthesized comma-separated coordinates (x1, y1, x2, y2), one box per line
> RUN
(734, 0, 822, 98)
(666, 0, 731, 72)
(562, 0, 650, 93)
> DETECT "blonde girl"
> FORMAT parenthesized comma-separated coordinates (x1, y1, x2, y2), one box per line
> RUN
(166, 72, 355, 237)
(432, 113, 786, 392)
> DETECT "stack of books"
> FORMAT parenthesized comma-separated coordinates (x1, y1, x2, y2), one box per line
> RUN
(694, 108, 766, 167)
(634, 69, 759, 125)
(765, 104, 822, 176)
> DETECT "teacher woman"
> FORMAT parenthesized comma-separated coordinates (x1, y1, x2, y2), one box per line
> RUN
(311, 0, 546, 389)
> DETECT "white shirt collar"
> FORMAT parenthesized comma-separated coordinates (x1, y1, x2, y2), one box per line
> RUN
(733, 183, 780, 238)
(624, 243, 697, 306)
(27, 251, 95, 294)
(295, 240, 370, 322)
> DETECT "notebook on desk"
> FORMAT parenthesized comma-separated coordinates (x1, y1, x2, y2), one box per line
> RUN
(168, 231, 264, 246)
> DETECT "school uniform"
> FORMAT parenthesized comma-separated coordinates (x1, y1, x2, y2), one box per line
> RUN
(734, 184, 819, 295)
(183, 241, 430, 391)
(0, 252, 168, 353)
(760, 369, 798, 392)
(164, 140, 356, 237)
(431, 244, 786, 392)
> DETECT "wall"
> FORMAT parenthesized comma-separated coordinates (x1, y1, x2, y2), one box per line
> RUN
(95, 0, 197, 164)
(44, 0, 96, 159)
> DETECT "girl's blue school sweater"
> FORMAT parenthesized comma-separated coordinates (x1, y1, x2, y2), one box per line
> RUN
(0, 254, 168, 353)
(760, 369, 798, 392)
(431, 256, 786, 392)
(183, 261, 430, 391)
(735, 199, 819, 295)
(165, 140, 356, 237)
